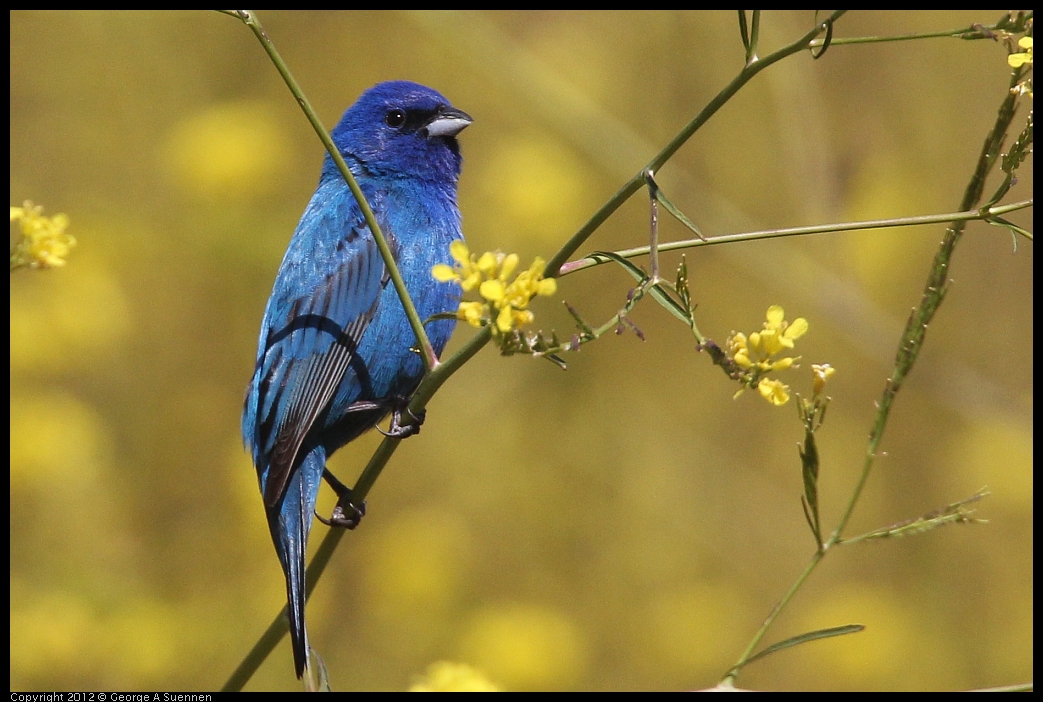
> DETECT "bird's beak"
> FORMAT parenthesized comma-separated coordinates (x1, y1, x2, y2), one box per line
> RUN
(424, 107, 473, 138)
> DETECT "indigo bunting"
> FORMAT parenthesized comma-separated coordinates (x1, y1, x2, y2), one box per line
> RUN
(242, 81, 471, 678)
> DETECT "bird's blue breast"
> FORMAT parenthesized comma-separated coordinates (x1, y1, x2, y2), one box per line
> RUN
(323, 177, 460, 427)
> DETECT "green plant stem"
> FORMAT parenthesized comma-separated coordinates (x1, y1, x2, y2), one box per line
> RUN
(221, 10, 438, 372)
(808, 12, 1033, 47)
(738, 10, 762, 65)
(646, 172, 661, 282)
(819, 31, 978, 46)
(557, 199, 1032, 276)
(543, 10, 847, 279)
(221, 326, 491, 692)
(829, 66, 1026, 544)
(722, 550, 825, 684)
(721, 59, 1030, 688)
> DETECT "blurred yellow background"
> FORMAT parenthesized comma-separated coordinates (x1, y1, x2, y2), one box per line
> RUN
(10, 10, 1032, 691)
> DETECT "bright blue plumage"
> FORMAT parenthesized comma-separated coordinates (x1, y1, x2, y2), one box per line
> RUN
(242, 81, 470, 678)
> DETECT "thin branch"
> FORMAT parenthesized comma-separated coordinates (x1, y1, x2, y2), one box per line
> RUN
(807, 11, 1033, 48)
(645, 171, 661, 282)
(558, 200, 1032, 276)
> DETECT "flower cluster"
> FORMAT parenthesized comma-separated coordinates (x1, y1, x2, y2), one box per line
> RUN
(432, 241, 557, 336)
(726, 305, 809, 406)
(10, 201, 75, 270)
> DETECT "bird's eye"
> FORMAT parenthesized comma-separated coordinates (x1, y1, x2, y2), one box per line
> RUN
(385, 109, 406, 128)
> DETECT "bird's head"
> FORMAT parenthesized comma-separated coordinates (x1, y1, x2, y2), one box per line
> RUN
(328, 80, 472, 185)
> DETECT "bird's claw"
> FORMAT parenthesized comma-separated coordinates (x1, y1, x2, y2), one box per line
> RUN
(376, 404, 426, 439)
(318, 469, 366, 529)
(316, 499, 366, 529)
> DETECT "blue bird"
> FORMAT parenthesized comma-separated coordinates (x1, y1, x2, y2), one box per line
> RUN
(242, 81, 471, 678)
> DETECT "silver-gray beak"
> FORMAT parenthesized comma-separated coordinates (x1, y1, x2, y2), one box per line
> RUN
(424, 107, 473, 138)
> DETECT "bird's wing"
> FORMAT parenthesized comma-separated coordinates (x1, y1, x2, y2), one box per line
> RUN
(251, 189, 390, 508)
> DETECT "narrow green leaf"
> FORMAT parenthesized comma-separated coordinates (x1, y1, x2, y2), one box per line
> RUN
(590, 250, 647, 282)
(987, 215, 1033, 240)
(648, 284, 691, 324)
(800, 495, 820, 548)
(655, 188, 706, 241)
(737, 10, 751, 53)
(741, 625, 865, 669)
(799, 430, 821, 543)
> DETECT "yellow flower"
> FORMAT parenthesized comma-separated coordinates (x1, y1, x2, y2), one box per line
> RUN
(759, 305, 808, 355)
(758, 378, 790, 406)
(432, 240, 484, 291)
(432, 242, 557, 337)
(10, 201, 75, 270)
(497, 252, 519, 281)
(728, 306, 806, 375)
(430, 264, 456, 282)
(476, 251, 499, 279)
(1008, 36, 1033, 68)
(729, 332, 753, 369)
(457, 301, 486, 328)
(725, 306, 811, 406)
(479, 278, 506, 303)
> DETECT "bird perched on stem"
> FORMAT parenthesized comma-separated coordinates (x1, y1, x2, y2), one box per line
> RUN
(242, 81, 471, 679)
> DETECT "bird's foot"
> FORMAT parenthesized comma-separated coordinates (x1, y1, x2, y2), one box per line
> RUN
(376, 397, 426, 439)
(316, 469, 366, 529)
(319, 500, 366, 529)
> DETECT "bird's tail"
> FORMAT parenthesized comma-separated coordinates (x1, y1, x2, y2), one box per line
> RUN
(266, 447, 325, 679)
